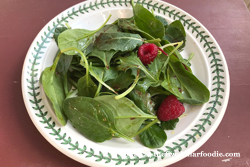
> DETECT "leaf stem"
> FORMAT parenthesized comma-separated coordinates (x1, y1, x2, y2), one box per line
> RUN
(115, 69, 140, 100)
(94, 72, 104, 97)
(167, 41, 184, 57)
(65, 23, 71, 29)
(68, 78, 78, 88)
(160, 41, 183, 72)
(89, 65, 118, 95)
(160, 41, 181, 50)
(187, 53, 194, 64)
(77, 14, 112, 40)
(111, 130, 135, 142)
(130, 118, 159, 138)
(144, 38, 161, 44)
(151, 9, 155, 16)
(61, 47, 89, 86)
(63, 74, 69, 96)
(52, 52, 62, 70)
(131, 0, 135, 8)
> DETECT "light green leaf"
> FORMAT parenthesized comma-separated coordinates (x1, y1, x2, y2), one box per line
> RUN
(42, 53, 67, 126)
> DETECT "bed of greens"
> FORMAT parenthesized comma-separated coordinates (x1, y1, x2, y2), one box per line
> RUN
(40, 0, 210, 148)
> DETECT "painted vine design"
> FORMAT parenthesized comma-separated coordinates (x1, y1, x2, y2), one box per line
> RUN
(26, 0, 224, 165)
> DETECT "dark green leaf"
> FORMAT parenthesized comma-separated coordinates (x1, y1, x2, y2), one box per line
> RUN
(106, 70, 134, 91)
(56, 53, 73, 74)
(170, 20, 186, 37)
(161, 67, 183, 99)
(139, 123, 167, 148)
(147, 57, 163, 80)
(53, 27, 67, 44)
(118, 18, 155, 41)
(95, 24, 121, 37)
(116, 53, 158, 82)
(132, 3, 165, 39)
(168, 55, 210, 104)
(77, 75, 98, 97)
(127, 89, 155, 114)
(151, 94, 168, 110)
(161, 118, 179, 130)
(155, 15, 168, 27)
(90, 66, 118, 82)
(88, 48, 117, 69)
(135, 78, 158, 93)
(147, 86, 171, 97)
(163, 20, 186, 50)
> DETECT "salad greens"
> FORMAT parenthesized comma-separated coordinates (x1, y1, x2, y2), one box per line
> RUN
(40, 0, 210, 148)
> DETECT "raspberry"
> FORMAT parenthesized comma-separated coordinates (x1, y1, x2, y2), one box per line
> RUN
(138, 43, 158, 65)
(157, 95, 185, 121)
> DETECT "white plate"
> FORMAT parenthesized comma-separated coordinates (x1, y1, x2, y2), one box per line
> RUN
(22, 0, 230, 166)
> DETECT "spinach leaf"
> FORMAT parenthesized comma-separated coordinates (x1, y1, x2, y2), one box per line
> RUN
(83, 41, 94, 55)
(90, 66, 118, 82)
(164, 20, 186, 50)
(95, 24, 121, 37)
(147, 86, 171, 97)
(63, 96, 116, 142)
(155, 15, 168, 27)
(71, 70, 85, 80)
(53, 27, 67, 44)
(55, 52, 74, 95)
(58, 15, 111, 55)
(132, 2, 165, 39)
(94, 32, 143, 52)
(161, 67, 183, 99)
(135, 78, 159, 93)
(56, 53, 73, 74)
(106, 70, 134, 91)
(77, 75, 98, 98)
(151, 94, 168, 110)
(42, 52, 67, 126)
(116, 55, 163, 93)
(64, 96, 135, 142)
(58, 29, 95, 55)
(89, 65, 118, 95)
(127, 89, 155, 115)
(139, 123, 167, 148)
(118, 18, 156, 42)
(87, 57, 105, 67)
(161, 118, 179, 130)
(112, 16, 134, 25)
(170, 20, 186, 37)
(95, 95, 156, 136)
(116, 53, 158, 82)
(168, 55, 210, 105)
(88, 48, 117, 69)
(161, 40, 191, 72)
(147, 57, 163, 81)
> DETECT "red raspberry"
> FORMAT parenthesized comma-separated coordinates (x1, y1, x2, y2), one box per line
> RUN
(138, 43, 158, 65)
(157, 95, 185, 121)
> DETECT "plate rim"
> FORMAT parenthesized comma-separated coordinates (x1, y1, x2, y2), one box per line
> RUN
(21, 0, 230, 166)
